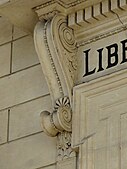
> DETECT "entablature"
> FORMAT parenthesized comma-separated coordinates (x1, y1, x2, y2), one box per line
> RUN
(35, 0, 127, 43)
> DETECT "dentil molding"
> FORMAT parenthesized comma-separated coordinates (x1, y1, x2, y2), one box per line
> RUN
(1, 0, 127, 33)
(35, 0, 127, 42)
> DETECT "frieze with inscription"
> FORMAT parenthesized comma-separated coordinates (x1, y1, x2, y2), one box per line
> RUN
(83, 38, 127, 77)
(77, 30, 127, 84)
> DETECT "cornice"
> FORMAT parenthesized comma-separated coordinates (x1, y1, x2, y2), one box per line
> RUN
(34, 0, 127, 44)
(1, 0, 126, 35)
(67, 0, 127, 41)
(34, 0, 102, 20)
(35, 0, 93, 9)
(34, 0, 99, 10)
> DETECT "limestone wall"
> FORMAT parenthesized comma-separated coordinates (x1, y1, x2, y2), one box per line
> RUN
(0, 16, 56, 169)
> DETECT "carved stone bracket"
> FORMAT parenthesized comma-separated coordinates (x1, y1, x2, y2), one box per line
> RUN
(34, 12, 77, 104)
(40, 95, 77, 163)
(40, 97, 72, 137)
(34, 10, 77, 166)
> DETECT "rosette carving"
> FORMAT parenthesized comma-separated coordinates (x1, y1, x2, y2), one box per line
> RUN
(54, 97, 72, 132)
(40, 97, 72, 137)
(59, 25, 76, 53)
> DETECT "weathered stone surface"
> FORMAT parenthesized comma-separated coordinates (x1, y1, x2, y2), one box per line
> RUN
(0, 17, 12, 45)
(0, 43, 11, 77)
(0, 0, 9, 6)
(13, 26, 28, 40)
(9, 95, 52, 141)
(0, 133, 56, 169)
(1, 1, 127, 169)
(12, 36, 39, 72)
(40, 164, 56, 169)
(57, 157, 76, 169)
(0, 110, 8, 144)
(0, 65, 49, 110)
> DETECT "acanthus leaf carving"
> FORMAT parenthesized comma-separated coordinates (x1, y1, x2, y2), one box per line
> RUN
(57, 131, 76, 161)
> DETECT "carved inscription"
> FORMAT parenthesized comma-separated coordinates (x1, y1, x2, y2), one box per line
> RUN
(83, 39, 127, 77)
(77, 30, 127, 84)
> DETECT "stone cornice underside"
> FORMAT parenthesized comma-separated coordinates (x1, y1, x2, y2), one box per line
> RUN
(35, 0, 127, 43)
(1, 0, 127, 34)
(0, 0, 101, 33)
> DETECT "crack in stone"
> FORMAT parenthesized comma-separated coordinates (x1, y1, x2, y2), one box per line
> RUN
(114, 12, 127, 38)
(116, 13, 124, 25)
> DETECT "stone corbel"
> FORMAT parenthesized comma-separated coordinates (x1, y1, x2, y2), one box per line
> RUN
(34, 5, 77, 137)
(41, 97, 72, 137)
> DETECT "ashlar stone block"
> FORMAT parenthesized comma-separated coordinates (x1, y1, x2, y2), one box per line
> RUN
(0, 65, 49, 110)
(0, 133, 56, 169)
(0, 110, 8, 144)
(12, 35, 39, 72)
(9, 95, 52, 141)
(0, 43, 11, 77)
(13, 26, 28, 40)
(0, 17, 12, 45)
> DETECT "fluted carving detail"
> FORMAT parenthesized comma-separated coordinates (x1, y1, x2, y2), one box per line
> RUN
(40, 97, 72, 137)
